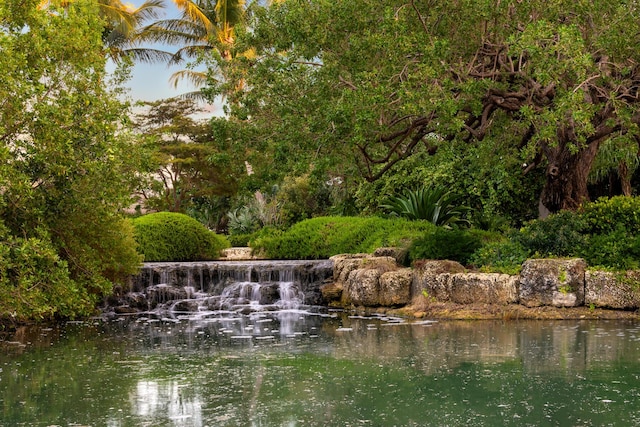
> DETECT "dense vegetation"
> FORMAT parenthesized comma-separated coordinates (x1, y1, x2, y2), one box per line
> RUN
(4, 0, 640, 323)
(0, 0, 143, 323)
(131, 212, 230, 262)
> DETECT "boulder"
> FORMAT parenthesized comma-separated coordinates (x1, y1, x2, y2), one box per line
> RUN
(585, 270, 640, 309)
(449, 273, 518, 305)
(379, 268, 413, 306)
(412, 260, 466, 301)
(344, 268, 381, 306)
(519, 259, 586, 307)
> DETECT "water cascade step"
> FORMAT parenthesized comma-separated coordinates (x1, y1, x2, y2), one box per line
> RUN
(108, 260, 334, 316)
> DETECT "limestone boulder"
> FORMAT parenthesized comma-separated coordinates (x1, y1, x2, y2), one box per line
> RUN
(379, 268, 413, 306)
(449, 273, 518, 305)
(412, 260, 466, 301)
(344, 268, 381, 306)
(519, 258, 586, 307)
(585, 270, 640, 309)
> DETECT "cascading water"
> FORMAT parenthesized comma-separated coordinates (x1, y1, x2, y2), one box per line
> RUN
(112, 259, 334, 319)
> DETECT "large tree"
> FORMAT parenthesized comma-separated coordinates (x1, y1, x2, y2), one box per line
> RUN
(213, 0, 640, 216)
(134, 98, 240, 213)
(0, 0, 142, 321)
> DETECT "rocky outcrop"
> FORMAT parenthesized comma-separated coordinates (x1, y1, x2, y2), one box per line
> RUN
(585, 270, 640, 309)
(519, 259, 586, 307)
(333, 253, 640, 311)
(449, 273, 518, 305)
(329, 254, 412, 307)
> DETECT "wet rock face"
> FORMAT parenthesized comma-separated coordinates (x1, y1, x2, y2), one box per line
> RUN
(519, 258, 586, 307)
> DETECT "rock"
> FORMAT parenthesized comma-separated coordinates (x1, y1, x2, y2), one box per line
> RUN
(519, 259, 586, 307)
(147, 284, 189, 306)
(220, 247, 262, 260)
(449, 273, 518, 305)
(320, 282, 343, 303)
(344, 268, 381, 306)
(585, 270, 640, 309)
(412, 260, 466, 301)
(379, 268, 413, 306)
(373, 247, 409, 264)
(330, 254, 371, 283)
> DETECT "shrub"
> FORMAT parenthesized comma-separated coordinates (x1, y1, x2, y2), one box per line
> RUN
(581, 196, 640, 235)
(468, 237, 530, 275)
(0, 228, 98, 322)
(514, 210, 589, 258)
(408, 228, 486, 265)
(579, 227, 640, 270)
(132, 212, 230, 262)
(251, 216, 435, 259)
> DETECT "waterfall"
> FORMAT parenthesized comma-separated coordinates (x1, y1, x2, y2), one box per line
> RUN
(114, 259, 334, 317)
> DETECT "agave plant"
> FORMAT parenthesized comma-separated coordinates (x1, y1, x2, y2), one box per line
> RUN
(381, 186, 472, 228)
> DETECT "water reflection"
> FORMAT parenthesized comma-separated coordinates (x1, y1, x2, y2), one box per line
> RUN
(2, 313, 640, 426)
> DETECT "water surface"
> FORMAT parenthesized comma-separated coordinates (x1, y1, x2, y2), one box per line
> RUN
(2, 313, 640, 426)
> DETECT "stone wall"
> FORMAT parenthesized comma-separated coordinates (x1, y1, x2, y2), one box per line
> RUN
(325, 251, 640, 310)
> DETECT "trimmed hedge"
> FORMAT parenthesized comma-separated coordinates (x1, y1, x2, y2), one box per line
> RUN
(131, 212, 230, 262)
(251, 216, 436, 260)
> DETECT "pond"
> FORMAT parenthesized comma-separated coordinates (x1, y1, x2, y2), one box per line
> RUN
(2, 311, 640, 426)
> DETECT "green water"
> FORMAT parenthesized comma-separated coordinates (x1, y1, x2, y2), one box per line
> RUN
(2, 313, 640, 426)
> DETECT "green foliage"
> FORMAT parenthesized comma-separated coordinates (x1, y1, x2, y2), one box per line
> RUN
(131, 212, 230, 262)
(580, 196, 640, 235)
(475, 196, 640, 271)
(408, 228, 487, 266)
(468, 237, 530, 275)
(134, 98, 240, 214)
(0, 227, 99, 322)
(381, 186, 471, 227)
(579, 227, 640, 270)
(227, 206, 261, 235)
(251, 216, 436, 259)
(0, 0, 145, 322)
(514, 210, 589, 258)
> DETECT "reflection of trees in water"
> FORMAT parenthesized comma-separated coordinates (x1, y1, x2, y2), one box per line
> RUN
(328, 319, 640, 376)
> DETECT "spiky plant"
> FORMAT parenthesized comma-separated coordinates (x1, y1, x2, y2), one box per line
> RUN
(381, 186, 472, 228)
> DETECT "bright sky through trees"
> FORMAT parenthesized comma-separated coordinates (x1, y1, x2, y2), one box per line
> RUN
(110, 0, 222, 116)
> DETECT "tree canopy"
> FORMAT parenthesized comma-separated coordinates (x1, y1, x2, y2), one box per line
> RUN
(0, 0, 142, 321)
(210, 0, 640, 217)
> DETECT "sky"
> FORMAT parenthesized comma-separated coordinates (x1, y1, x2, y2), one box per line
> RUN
(111, 0, 223, 118)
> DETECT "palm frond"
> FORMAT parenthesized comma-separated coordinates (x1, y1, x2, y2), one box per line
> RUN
(172, 0, 215, 33)
(169, 69, 208, 88)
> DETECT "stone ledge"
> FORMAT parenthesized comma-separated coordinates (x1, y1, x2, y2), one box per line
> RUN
(329, 251, 640, 312)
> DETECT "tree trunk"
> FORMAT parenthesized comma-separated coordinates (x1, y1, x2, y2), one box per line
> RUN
(539, 138, 600, 214)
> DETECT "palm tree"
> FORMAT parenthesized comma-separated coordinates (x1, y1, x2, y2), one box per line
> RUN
(141, 0, 247, 98)
(38, 0, 173, 64)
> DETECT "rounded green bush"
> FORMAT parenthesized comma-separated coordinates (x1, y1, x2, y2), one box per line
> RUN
(131, 212, 230, 262)
(251, 216, 435, 259)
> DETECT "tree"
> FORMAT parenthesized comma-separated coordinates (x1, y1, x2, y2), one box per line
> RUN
(134, 98, 240, 214)
(141, 0, 247, 97)
(213, 0, 640, 217)
(38, 0, 172, 64)
(0, 0, 142, 321)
